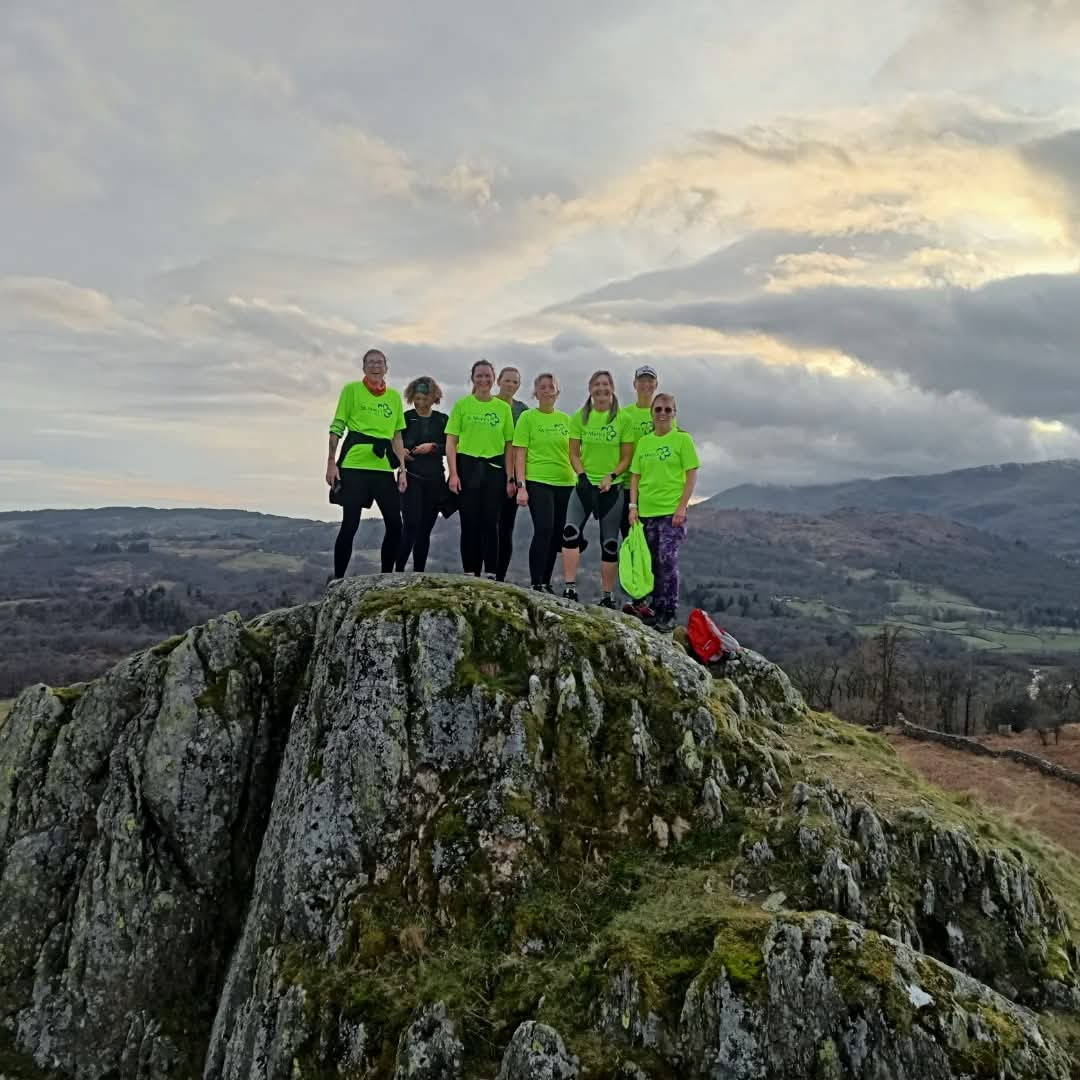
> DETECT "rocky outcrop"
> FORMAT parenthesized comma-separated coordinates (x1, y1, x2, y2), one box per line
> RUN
(0, 575, 1076, 1078)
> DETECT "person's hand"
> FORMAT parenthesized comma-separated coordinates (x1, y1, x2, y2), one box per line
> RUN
(599, 475, 613, 493)
(449, 474, 462, 494)
(416, 442, 437, 455)
(516, 486, 529, 507)
(628, 506, 640, 526)
(506, 479, 518, 499)
(672, 508, 687, 527)
(398, 471, 408, 493)
(326, 461, 340, 487)
(402, 448, 414, 461)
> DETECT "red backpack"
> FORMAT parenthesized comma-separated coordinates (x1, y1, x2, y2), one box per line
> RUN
(687, 609, 741, 666)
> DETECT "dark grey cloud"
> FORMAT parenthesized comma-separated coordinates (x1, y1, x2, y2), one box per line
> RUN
(583, 272, 1080, 420)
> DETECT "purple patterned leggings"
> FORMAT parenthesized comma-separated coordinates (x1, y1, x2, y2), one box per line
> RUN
(643, 515, 687, 615)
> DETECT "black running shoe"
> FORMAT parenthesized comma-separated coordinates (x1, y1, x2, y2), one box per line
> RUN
(598, 596, 618, 610)
(562, 586, 579, 602)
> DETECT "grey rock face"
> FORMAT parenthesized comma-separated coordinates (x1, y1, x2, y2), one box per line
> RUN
(0, 575, 1075, 1079)
(0, 605, 316, 1078)
(496, 1022, 579, 1080)
(393, 1002, 463, 1080)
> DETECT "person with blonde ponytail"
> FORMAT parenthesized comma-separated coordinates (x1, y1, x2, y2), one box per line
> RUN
(513, 373, 575, 592)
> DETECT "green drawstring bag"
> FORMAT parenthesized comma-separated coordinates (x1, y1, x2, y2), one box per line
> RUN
(619, 522, 654, 600)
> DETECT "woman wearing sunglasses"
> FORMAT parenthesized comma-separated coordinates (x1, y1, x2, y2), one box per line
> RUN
(628, 393, 699, 633)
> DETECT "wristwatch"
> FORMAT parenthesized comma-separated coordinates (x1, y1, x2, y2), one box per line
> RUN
(609, 471, 619, 482)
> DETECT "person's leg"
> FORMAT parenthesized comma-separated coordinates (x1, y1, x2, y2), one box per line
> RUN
(371, 474, 402, 574)
(411, 482, 440, 572)
(653, 517, 687, 627)
(560, 489, 589, 597)
(496, 495, 518, 581)
(480, 466, 506, 577)
(457, 457, 482, 574)
(619, 486, 631, 539)
(526, 482, 555, 586)
(395, 480, 420, 571)
(545, 485, 572, 586)
(597, 490, 623, 601)
(333, 501, 364, 579)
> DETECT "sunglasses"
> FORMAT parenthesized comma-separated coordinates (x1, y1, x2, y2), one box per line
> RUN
(652, 405, 675, 414)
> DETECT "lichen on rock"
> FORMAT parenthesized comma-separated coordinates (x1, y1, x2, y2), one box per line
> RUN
(0, 574, 1076, 1079)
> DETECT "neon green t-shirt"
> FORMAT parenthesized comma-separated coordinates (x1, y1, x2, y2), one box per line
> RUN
(631, 430, 700, 518)
(569, 407, 631, 485)
(513, 408, 575, 486)
(329, 381, 406, 471)
(446, 394, 515, 458)
(620, 403, 679, 446)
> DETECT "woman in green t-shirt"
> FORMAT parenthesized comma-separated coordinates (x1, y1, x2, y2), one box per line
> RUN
(446, 360, 516, 576)
(513, 373, 575, 592)
(326, 348, 408, 578)
(561, 370, 634, 608)
(629, 393, 700, 633)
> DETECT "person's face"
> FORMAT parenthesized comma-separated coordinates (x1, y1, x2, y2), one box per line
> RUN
(473, 366, 495, 393)
(498, 369, 520, 397)
(413, 390, 431, 410)
(590, 375, 614, 407)
(635, 375, 657, 399)
(652, 400, 676, 428)
(364, 352, 388, 378)
(535, 377, 559, 406)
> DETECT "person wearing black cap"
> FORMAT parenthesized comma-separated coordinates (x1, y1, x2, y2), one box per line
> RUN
(395, 376, 449, 572)
(618, 364, 670, 543)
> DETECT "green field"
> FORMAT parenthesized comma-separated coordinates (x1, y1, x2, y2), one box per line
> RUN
(783, 598, 849, 618)
(855, 617, 1080, 654)
(888, 580, 998, 616)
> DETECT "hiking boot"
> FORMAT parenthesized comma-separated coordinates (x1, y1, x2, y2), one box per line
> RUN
(532, 583, 553, 594)
(598, 595, 618, 610)
(623, 599, 655, 623)
(653, 613, 677, 633)
(562, 585, 579, 603)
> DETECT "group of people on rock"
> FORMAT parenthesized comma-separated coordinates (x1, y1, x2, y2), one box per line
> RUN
(326, 349, 699, 632)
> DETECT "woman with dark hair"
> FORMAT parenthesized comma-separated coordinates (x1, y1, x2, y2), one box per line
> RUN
(326, 348, 407, 578)
(559, 371, 633, 607)
(629, 393, 699, 633)
(495, 366, 528, 580)
(395, 375, 448, 572)
(513, 373, 575, 593)
(446, 360, 515, 576)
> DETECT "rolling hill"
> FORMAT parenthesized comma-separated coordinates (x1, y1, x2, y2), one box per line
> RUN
(706, 459, 1080, 557)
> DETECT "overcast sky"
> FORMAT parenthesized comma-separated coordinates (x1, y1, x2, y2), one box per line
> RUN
(4, 0, 1080, 520)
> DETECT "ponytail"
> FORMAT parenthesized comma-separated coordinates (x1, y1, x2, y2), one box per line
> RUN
(581, 370, 619, 424)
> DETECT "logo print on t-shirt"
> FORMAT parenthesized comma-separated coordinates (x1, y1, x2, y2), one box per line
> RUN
(485, 411, 501, 427)
(377, 402, 394, 419)
(554, 423, 569, 437)
(602, 424, 617, 443)
(639, 419, 653, 436)
(656, 445, 673, 461)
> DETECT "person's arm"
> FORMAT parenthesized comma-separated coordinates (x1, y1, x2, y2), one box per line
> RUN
(601, 441, 633, 494)
(447, 435, 461, 493)
(672, 468, 698, 527)
(504, 441, 516, 498)
(629, 472, 641, 526)
(514, 447, 528, 505)
(393, 431, 408, 491)
(568, 438, 584, 476)
(327, 386, 349, 486)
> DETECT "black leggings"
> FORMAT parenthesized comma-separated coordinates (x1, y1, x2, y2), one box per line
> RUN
(334, 472, 401, 577)
(396, 476, 442, 572)
(526, 482, 572, 586)
(496, 495, 518, 581)
(458, 455, 506, 576)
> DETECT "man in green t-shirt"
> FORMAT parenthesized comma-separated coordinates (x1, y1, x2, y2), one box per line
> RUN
(628, 392, 699, 633)
(326, 348, 408, 578)
(618, 363, 676, 539)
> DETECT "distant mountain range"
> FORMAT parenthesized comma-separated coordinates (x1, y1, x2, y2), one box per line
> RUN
(706, 459, 1080, 558)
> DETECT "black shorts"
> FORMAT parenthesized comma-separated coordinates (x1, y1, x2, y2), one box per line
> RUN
(330, 467, 397, 508)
